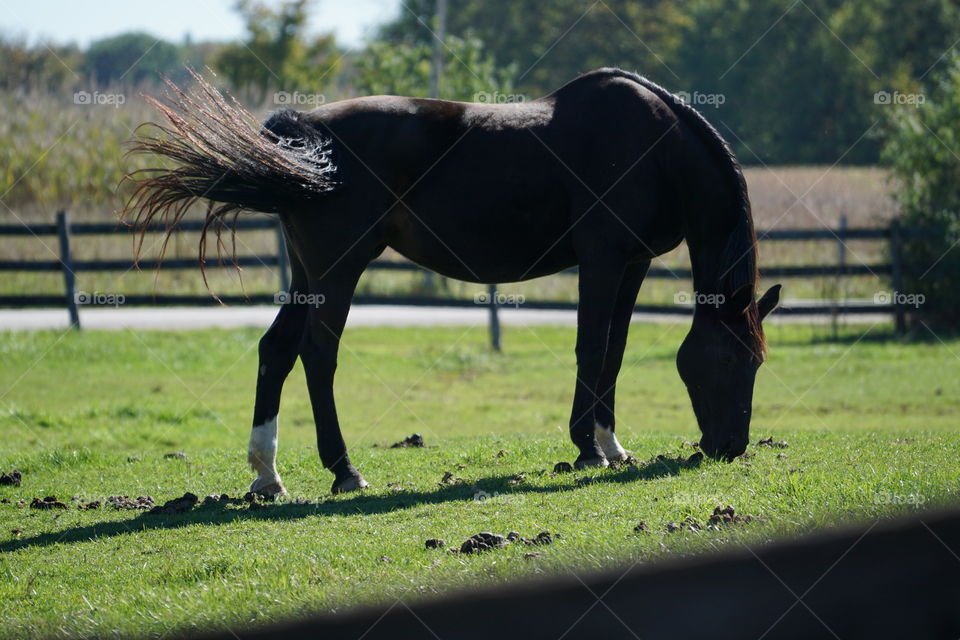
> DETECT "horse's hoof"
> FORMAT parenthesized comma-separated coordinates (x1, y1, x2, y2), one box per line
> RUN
(249, 478, 287, 497)
(331, 474, 369, 495)
(574, 456, 609, 469)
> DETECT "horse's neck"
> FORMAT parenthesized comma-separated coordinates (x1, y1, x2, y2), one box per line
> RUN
(686, 213, 756, 298)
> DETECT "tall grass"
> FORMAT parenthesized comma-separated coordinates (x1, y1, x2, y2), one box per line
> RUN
(0, 91, 155, 219)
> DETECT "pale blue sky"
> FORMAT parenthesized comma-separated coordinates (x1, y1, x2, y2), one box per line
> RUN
(0, 0, 403, 49)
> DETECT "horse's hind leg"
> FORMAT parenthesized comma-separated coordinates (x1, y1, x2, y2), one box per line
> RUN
(594, 260, 650, 462)
(298, 260, 370, 495)
(248, 257, 309, 496)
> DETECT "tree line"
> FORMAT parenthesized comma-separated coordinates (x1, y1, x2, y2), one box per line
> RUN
(384, 0, 960, 165)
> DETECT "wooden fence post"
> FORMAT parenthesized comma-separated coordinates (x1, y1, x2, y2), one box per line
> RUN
(487, 284, 501, 352)
(56, 211, 80, 329)
(890, 219, 906, 335)
(831, 215, 847, 339)
(275, 219, 290, 294)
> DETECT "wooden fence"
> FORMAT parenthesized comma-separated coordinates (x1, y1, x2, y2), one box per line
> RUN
(0, 212, 917, 341)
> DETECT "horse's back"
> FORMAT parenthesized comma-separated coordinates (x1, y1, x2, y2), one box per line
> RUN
(293, 71, 685, 282)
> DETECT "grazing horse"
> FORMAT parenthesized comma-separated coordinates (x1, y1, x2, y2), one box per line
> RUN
(125, 68, 781, 496)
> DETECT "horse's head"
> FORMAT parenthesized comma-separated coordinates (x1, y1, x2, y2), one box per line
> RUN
(677, 284, 781, 461)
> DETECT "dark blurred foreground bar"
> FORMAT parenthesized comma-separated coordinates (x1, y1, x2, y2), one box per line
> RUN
(192, 507, 960, 640)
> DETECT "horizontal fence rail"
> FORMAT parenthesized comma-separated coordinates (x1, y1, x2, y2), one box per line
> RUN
(0, 212, 921, 336)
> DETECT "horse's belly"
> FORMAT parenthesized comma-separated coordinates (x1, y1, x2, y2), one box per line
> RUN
(387, 188, 576, 284)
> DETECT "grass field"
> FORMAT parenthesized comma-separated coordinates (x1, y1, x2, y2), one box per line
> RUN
(1, 323, 958, 639)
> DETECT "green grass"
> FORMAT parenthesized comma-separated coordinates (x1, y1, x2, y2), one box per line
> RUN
(1, 324, 958, 639)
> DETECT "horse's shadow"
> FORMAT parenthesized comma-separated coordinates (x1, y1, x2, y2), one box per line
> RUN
(1, 457, 698, 553)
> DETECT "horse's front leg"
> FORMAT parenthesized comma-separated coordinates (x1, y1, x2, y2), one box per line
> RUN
(594, 260, 650, 462)
(248, 259, 308, 497)
(299, 265, 369, 495)
(569, 259, 628, 468)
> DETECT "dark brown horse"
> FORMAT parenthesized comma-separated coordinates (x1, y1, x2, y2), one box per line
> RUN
(125, 68, 780, 496)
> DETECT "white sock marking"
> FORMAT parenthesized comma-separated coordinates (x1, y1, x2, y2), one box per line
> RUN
(594, 421, 627, 460)
(248, 416, 281, 486)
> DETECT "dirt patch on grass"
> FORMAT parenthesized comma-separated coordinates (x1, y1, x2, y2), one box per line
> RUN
(107, 495, 155, 510)
(390, 433, 425, 448)
(641, 452, 703, 470)
(459, 532, 507, 554)
(454, 530, 557, 554)
(147, 492, 198, 515)
(663, 506, 754, 534)
(30, 496, 67, 510)
(440, 471, 466, 486)
(609, 455, 639, 470)
(707, 505, 752, 527)
(757, 437, 789, 448)
(202, 493, 244, 506)
(0, 470, 22, 486)
(665, 516, 703, 533)
(525, 531, 554, 546)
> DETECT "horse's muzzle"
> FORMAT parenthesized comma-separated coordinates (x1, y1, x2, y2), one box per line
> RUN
(699, 436, 748, 462)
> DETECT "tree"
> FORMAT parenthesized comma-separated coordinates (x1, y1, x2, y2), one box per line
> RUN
(214, 0, 340, 103)
(375, 0, 960, 165)
(674, 0, 879, 164)
(881, 53, 960, 326)
(0, 37, 84, 93)
(377, 0, 687, 95)
(85, 33, 181, 86)
(354, 35, 515, 102)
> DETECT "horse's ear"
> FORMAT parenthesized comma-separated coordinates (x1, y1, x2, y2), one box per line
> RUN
(757, 284, 782, 321)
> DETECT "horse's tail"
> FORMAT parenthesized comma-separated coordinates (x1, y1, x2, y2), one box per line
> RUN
(121, 69, 338, 286)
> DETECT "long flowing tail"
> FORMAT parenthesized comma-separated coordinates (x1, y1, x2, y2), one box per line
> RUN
(121, 69, 338, 280)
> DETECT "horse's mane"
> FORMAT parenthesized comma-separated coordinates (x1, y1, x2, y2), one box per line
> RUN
(595, 68, 764, 359)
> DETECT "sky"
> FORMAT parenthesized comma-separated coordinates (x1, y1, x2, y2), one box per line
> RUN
(0, 0, 403, 49)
